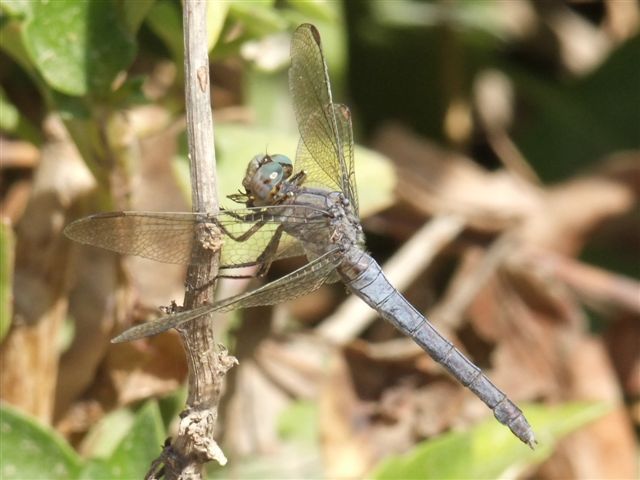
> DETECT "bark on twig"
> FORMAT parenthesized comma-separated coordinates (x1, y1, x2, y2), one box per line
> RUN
(147, 2, 236, 478)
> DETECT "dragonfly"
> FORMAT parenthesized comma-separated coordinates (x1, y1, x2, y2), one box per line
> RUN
(65, 23, 536, 448)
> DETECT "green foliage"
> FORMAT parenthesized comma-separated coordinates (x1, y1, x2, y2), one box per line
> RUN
(228, 2, 288, 37)
(0, 87, 19, 132)
(371, 402, 611, 480)
(157, 386, 188, 428)
(0, 403, 82, 480)
(78, 409, 138, 461)
(0, 87, 40, 142)
(22, 0, 136, 96)
(120, 0, 156, 34)
(0, 8, 39, 77)
(206, 0, 230, 51)
(0, 220, 15, 341)
(78, 402, 165, 480)
(1, 0, 34, 18)
(0, 400, 611, 480)
(207, 400, 324, 479)
(0, 0, 340, 131)
(513, 35, 640, 183)
(283, 0, 338, 24)
(146, 0, 184, 62)
(0, 401, 166, 480)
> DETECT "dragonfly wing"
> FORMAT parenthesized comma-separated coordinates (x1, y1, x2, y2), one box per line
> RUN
(64, 206, 327, 267)
(65, 211, 206, 264)
(289, 24, 358, 211)
(333, 104, 358, 214)
(112, 249, 342, 342)
(295, 104, 358, 214)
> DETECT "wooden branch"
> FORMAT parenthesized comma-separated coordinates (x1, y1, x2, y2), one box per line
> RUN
(147, 1, 236, 478)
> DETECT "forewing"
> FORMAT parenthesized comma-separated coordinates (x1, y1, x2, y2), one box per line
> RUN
(289, 24, 358, 211)
(64, 211, 204, 264)
(64, 207, 326, 267)
(112, 249, 342, 342)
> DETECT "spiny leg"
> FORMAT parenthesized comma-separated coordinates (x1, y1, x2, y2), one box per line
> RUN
(186, 224, 286, 291)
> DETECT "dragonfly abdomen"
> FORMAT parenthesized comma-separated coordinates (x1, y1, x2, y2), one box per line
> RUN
(339, 248, 536, 448)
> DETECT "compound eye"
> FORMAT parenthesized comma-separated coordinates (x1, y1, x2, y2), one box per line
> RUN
(270, 154, 293, 179)
(256, 161, 284, 188)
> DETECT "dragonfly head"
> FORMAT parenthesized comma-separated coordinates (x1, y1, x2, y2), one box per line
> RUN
(241, 154, 294, 206)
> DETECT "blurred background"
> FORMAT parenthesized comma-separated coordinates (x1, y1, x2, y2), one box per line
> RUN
(1, 0, 638, 478)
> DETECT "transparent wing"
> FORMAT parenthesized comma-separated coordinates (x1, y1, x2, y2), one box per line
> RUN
(64, 206, 327, 267)
(289, 24, 358, 213)
(112, 249, 342, 342)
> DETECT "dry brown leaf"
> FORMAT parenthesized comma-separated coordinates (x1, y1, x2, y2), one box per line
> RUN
(0, 115, 95, 422)
(537, 338, 637, 479)
(320, 352, 375, 479)
(105, 333, 187, 406)
(375, 124, 541, 231)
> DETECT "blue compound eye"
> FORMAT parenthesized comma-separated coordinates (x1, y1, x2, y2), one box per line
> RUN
(270, 154, 293, 179)
(256, 161, 285, 187)
(271, 154, 292, 167)
(245, 154, 294, 204)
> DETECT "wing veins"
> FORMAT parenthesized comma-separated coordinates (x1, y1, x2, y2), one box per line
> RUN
(112, 249, 342, 342)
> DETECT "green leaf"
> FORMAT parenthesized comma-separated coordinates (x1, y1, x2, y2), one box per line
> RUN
(207, 0, 230, 51)
(0, 0, 34, 18)
(513, 35, 640, 182)
(157, 386, 187, 429)
(182, 123, 396, 218)
(228, 2, 288, 37)
(0, 403, 82, 480)
(79, 401, 166, 480)
(120, 0, 156, 33)
(207, 399, 324, 479)
(0, 219, 15, 342)
(79, 408, 136, 460)
(146, 0, 183, 62)
(285, 0, 339, 23)
(50, 91, 91, 120)
(0, 19, 38, 76)
(0, 86, 41, 143)
(371, 402, 611, 480)
(0, 87, 20, 132)
(22, 0, 136, 96)
(108, 75, 148, 109)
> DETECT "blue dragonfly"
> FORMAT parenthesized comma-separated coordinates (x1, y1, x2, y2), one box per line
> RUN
(65, 24, 536, 448)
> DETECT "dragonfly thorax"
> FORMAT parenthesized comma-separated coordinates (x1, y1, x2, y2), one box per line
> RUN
(326, 191, 365, 251)
(242, 154, 294, 207)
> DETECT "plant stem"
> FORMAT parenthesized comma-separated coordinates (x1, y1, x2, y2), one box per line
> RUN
(148, 1, 236, 478)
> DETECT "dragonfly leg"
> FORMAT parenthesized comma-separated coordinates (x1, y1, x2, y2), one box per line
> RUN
(159, 300, 181, 314)
(215, 273, 258, 280)
(188, 225, 286, 288)
(185, 277, 212, 293)
(254, 224, 285, 277)
(216, 225, 286, 279)
(185, 218, 268, 291)
(214, 217, 268, 243)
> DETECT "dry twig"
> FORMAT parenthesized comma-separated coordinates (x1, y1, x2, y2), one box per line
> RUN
(146, 2, 236, 478)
